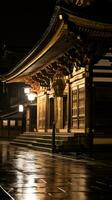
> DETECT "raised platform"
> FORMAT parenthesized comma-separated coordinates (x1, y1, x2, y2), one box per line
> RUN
(10, 132, 112, 154)
(10, 132, 77, 153)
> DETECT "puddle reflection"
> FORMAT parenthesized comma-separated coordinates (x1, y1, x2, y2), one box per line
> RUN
(0, 142, 111, 200)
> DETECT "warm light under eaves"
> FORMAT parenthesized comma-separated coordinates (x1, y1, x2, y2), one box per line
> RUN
(27, 93, 37, 102)
(24, 87, 31, 94)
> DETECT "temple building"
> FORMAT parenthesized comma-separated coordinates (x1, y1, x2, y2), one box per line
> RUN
(0, 0, 112, 152)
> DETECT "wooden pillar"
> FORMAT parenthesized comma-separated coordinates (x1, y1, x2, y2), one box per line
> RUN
(85, 64, 94, 151)
(54, 96, 57, 131)
(37, 95, 39, 131)
(26, 105, 30, 132)
(55, 97, 61, 131)
(60, 97, 63, 129)
(45, 93, 48, 132)
(67, 79, 71, 132)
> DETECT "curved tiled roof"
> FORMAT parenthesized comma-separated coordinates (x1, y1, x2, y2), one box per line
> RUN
(0, 0, 112, 83)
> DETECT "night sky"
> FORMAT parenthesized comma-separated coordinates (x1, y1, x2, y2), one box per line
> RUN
(0, 0, 56, 74)
(0, 0, 112, 74)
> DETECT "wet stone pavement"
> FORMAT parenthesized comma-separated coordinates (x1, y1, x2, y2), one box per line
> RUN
(0, 141, 112, 200)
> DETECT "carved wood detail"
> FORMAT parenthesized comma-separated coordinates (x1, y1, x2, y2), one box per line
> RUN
(64, 0, 93, 7)
(24, 76, 40, 92)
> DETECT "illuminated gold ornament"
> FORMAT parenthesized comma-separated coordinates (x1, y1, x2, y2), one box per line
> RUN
(52, 71, 66, 97)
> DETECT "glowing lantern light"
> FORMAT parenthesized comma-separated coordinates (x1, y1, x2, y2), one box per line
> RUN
(19, 105, 24, 112)
(27, 92, 37, 101)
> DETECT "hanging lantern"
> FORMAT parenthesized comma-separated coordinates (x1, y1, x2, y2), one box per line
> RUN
(27, 92, 37, 102)
(52, 71, 66, 97)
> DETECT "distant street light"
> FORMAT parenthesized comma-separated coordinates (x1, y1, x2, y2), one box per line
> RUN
(19, 104, 24, 112)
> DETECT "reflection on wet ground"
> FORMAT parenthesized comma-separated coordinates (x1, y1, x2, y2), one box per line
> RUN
(0, 141, 112, 200)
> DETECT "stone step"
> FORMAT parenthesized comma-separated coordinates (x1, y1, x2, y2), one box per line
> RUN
(12, 138, 52, 148)
(21, 133, 71, 140)
(14, 136, 63, 145)
(11, 132, 79, 153)
(11, 141, 53, 153)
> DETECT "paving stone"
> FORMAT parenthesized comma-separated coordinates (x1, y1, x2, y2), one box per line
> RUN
(0, 141, 112, 200)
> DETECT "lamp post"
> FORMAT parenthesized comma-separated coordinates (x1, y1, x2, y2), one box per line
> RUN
(24, 87, 37, 132)
(24, 87, 37, 102)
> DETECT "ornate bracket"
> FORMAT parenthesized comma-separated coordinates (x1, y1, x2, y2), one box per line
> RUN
(33, 71, 50, 87)
(24, 76, 40, 93)
(63, 0, 93, 7)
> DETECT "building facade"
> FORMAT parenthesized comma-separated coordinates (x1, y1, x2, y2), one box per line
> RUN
(0, 0, 112, 150)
